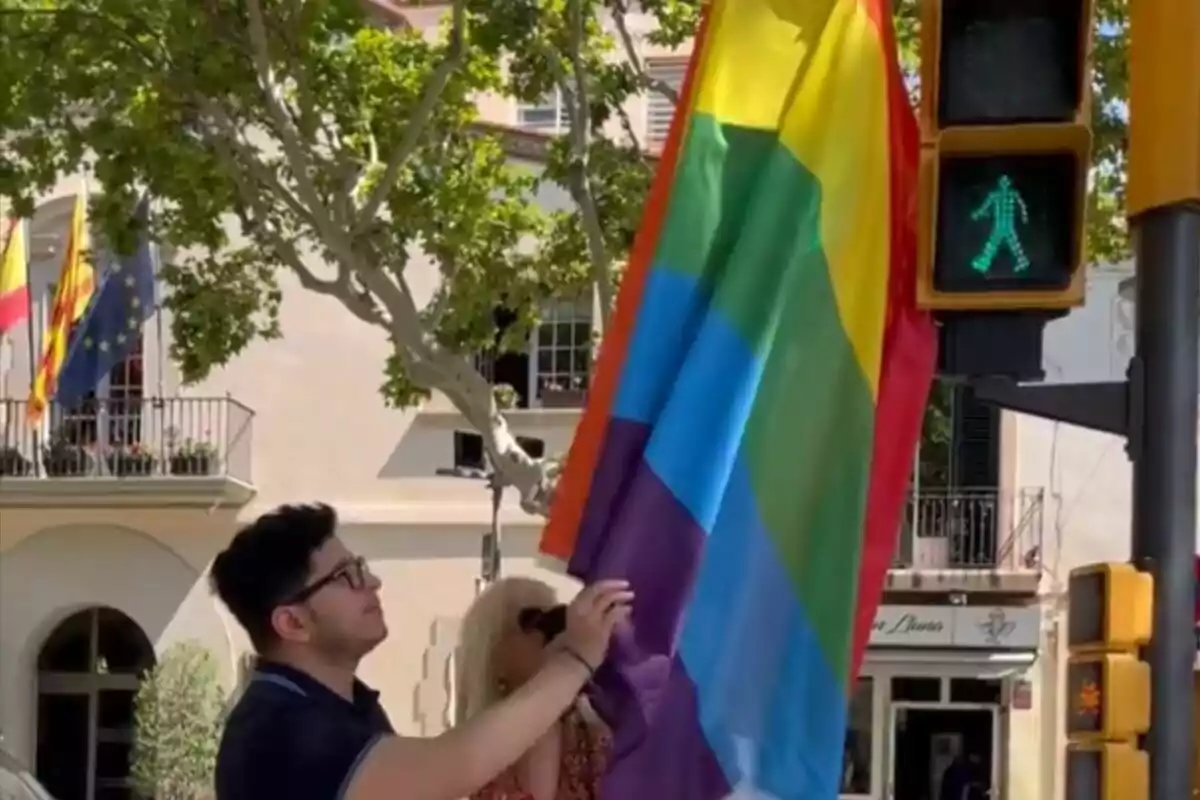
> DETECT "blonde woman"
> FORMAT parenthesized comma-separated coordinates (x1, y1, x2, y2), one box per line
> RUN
(457, 577, 611, 800)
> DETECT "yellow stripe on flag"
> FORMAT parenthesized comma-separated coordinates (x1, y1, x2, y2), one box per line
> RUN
(692, 0, 891, 397)
(28, 192, 95, 423)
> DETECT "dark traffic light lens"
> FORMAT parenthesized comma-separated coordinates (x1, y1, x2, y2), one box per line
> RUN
(939, 0, 1086, 125)
(1067, 572, 1105, 649)
(1064, 748, 1101, 800)
(934, 153, 1079, 293)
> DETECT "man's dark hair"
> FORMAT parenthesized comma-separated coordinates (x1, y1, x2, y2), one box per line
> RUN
(211, 503, 338, 651)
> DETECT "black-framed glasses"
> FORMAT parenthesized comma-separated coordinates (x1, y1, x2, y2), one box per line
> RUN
(284, 556, 370, 605)
(517, 604, 567, 642)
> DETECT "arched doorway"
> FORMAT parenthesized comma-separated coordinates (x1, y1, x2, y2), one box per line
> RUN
(35, 607, 155, 800)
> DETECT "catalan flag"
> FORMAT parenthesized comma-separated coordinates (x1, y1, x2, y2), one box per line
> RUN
(28, 192, 95, 423)
(539, 0, 937, 797)
(0, 218, 30, 336)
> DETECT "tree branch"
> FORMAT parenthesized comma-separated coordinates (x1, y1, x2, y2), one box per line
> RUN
(354, 0, 468, 232)
(609, 0, 678, 103)
(204, 119, 387, 329)
(561, 0, 615, 327)
(243, 0, 348, 252)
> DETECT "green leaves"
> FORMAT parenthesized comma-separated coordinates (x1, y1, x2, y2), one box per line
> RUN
(130, 641, 225, 800)
(0, 0, 1130, 425)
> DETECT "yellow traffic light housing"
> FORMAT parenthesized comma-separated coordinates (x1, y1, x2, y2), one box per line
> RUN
(916, 0, 1096, 311)
(1127, 0, 1200, 214)
(1067, 562, 1154, 654)
(1066, 653, 1151, 742)
(1066, 743, 1148, 800)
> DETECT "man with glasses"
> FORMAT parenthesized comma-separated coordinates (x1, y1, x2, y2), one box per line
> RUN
(212, 503, 632, 800)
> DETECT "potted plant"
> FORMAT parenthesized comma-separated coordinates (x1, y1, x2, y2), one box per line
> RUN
(168, 439, 219, 476)
(43, 430, 93, 477)
(0, 446, 31, 477)
(106, 443, 157, 477)
(539, 375, 587, 408)
(131, 641, 224, 800)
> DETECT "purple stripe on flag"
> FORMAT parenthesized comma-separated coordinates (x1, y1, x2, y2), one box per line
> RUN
(597, 658, 731, 799)
(568, 417, 651, 579)
(575, 418, 732, 797)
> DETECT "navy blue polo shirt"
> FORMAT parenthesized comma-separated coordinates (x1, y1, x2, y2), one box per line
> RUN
(215, 661, 394, 800)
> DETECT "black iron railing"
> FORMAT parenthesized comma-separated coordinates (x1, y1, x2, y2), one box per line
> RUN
(893, 488, 1044, 570)
(0, 397, 253, 483)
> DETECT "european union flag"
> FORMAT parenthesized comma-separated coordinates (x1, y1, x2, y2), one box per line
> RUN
(56, 197, 157, 409)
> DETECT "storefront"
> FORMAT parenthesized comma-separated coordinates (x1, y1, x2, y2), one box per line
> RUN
(841, 604, 1043, 800)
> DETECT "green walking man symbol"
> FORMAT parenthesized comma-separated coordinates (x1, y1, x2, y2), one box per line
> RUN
(969, 174, 1030, 274)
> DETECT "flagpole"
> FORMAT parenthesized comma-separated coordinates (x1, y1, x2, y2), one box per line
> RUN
(151, 235, 164, 399)
(150, 222, 166, 461)
(22, 218, 39, 473)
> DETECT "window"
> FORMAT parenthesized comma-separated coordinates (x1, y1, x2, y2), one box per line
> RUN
(646, 60, 687, 147)
(842, 677, 873, 796)
(517, 91, 570, 134)
(36, 607, 155, 800)
(474, 300, 594, 409)
(452, 430, 545, 471)
(534, 299, 591, 403)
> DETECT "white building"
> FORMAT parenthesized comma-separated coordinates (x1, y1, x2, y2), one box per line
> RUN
(0, 3, 1161, 800)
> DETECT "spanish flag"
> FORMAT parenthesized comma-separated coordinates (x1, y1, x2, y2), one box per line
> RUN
(28, 192, 95, 423)
(539, 0, 937, 796)
(0, 218, 30, 337)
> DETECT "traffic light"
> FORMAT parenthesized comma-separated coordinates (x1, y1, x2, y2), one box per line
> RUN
(1066, 743, 1149, 800)
(916, 0, 1095, 311)
(1067, 562, 1154, 653)
(1065, 653, 1150, 741)
(1065, 562, 1153, 800)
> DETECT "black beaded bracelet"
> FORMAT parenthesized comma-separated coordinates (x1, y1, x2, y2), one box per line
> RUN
(560, 645, 596, 678)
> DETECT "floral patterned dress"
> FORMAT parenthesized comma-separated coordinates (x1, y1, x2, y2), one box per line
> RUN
(470, 708, 610, 800)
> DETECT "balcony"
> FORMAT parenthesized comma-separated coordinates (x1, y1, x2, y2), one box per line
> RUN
(0, 397, 255, 508)
(886, 487, 1045, 595)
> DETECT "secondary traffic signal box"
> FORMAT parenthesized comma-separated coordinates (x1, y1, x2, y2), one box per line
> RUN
(1065, 563, 1153, 800)
(1065, 653, 1150, 741)
(1066, 743, 1149, 800)
(1067, 562, 1154, 654)
(916, 0, 1095, 311)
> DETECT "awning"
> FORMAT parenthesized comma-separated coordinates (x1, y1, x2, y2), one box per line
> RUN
(864, 648, 1037, 679)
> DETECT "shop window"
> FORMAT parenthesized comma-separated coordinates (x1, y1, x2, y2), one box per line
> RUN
(949, 677, 1003, 705)
(892, 676, 942, 702)
(841, 677, 873, 795)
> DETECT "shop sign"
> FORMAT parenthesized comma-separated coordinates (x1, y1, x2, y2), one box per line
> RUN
(870, 605, 1040, 650)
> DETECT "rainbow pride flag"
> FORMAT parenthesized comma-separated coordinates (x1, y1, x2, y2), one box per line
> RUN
(539, 0, 937, 796)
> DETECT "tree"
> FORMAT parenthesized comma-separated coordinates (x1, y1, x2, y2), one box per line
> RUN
(129, 641, 225, 800)
(0, 0, 1128, 514)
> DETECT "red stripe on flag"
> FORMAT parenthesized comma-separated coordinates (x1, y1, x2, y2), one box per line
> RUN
(848, 0, 939, 679)
(0, 286, 30, 335)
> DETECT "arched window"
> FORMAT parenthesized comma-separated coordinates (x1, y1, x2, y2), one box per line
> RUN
(35, 607, 154, 800)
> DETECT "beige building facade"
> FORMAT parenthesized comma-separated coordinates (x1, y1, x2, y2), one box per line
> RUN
(0, 5, 1154, 800)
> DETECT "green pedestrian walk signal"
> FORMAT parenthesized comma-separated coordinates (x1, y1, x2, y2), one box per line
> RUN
(969, 175, 1030, 275)
(918, 126, 1090, 310)
(915, 0, 1094, 313)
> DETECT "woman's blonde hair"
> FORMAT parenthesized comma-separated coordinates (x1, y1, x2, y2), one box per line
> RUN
(455, 576, 558, 725)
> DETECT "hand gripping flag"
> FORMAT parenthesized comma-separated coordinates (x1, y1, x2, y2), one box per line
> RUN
(539, 0, 938, 797)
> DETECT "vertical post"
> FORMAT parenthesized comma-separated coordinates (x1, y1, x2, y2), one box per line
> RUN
(1129, 208, 1200, 800)
(489, 474, 503, 581)
(1127, 0, 1200, 796)
(21, 219, 41, 475)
